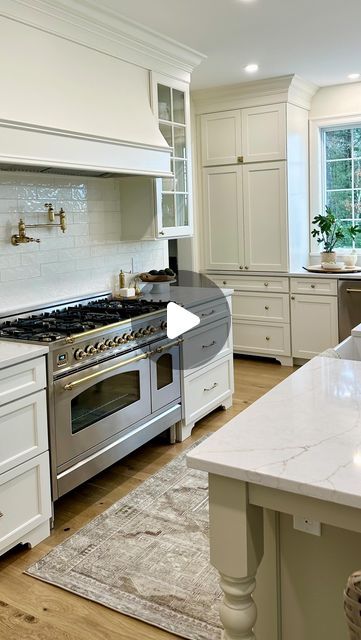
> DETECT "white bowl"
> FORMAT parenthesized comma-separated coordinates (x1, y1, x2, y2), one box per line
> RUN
(343, 254, 358, 267)
(321, 261, 345, 271)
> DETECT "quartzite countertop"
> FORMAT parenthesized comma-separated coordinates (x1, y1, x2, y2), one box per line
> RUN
(0, 341, 48, 369)
(187, 355, 361, 509)
(187, 355, 361, 639)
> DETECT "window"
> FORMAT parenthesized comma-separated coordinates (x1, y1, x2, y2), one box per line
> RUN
(322, 125, 361, 248)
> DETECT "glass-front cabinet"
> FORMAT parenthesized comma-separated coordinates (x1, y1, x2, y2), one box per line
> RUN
(151, 72, 193, 238)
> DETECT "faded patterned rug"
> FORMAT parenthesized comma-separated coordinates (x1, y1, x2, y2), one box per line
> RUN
(25, 443, 222, 640)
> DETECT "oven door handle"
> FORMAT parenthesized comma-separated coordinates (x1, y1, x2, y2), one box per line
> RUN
(63, 352, 149, 390)
(150, 338, 183, 355)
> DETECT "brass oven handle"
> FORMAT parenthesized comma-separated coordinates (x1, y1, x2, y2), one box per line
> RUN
(346, 289, 361, 293)
(63, 352, 149, 390)
(152, 338, 183, 354)
(65, 310, 164, 343)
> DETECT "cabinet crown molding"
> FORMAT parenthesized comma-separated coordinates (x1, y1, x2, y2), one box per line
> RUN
(1, 0, 206, 82)
(192, 74, 318, 113)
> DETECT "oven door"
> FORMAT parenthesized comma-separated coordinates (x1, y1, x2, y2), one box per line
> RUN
(54, 348, 151, 468)
(150, 339, 181, 412)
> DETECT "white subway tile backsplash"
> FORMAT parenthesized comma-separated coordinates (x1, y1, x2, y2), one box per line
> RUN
(0, 171, 168, 312)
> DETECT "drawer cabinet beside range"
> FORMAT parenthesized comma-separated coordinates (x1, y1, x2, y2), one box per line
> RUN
(0, 351, 51, 557)
(177, 293, 234, 441)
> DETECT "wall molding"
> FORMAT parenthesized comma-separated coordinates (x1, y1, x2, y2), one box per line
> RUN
(0, 0, 206, 83)
(191, 74, 318, 113)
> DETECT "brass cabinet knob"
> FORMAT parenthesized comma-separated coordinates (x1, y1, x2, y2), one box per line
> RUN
(223, 280, 227, 285)
(311, 284, 315, 288)
(266, 336, 270, 341)
(245, 265, 249, 270)
(237, 156, 244, 163)
(264, 282, 269, 287)
(265, 305, 270, 310)
(239, 265, 244, 270)
(291, 296, 295, 300)
(159, 231, 165, 236)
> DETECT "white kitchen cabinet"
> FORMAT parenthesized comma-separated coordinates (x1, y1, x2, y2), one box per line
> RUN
(119, 73, 193, 240)
(290, 293, 338, 359)
(177, 294, 234, 441)
(201, 110, 242, 166)
(202, 166, 244, 270)
(207, 274, 292, 365)
(0, 354, 51, 556)
(203, 162, 288, 272)
(241, 103, 286, 163)
(243, 162, 288, 271)
(200, 103, 286, 167)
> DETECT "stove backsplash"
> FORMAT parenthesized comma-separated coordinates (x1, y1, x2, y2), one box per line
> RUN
(0, 171, 167, 314)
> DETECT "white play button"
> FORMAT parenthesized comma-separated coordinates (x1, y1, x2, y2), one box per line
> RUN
(166, 302, 200, 339)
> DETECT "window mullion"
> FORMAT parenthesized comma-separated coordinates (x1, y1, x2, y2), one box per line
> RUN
(351, 128, 355, 248)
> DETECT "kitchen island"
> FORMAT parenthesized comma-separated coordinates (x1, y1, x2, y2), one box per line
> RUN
(187, 355, 361, 639)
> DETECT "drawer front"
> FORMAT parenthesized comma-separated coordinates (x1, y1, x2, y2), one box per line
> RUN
(182, 318, 231, 375)
(232, 291, 289, 323)
(207, 274, 289, 293)
(290, 277, 337, 295)
(233, 321, 291, 356)
(0, 357, 46, 406)
(191, 297, 230, 327)
(0, 451, 51, 554)
(0, 390, 48, 475)
(184, 357, 233, 425)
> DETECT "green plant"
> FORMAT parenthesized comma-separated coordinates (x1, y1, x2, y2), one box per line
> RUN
(311, 206, 360, 252)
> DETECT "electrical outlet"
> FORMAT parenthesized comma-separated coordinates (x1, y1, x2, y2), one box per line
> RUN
(293, 516, 322, 536)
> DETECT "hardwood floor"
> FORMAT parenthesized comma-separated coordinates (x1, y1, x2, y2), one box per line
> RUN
(0, 356, 296, 640)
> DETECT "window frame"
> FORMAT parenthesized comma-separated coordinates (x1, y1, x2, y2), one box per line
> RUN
(310, 114, 361, 254)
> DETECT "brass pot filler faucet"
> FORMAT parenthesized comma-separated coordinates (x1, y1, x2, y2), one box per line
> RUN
(11, 203, 67, 245)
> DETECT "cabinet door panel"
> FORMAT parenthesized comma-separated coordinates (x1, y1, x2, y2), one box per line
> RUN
(201, 111, 242, 166)
(242, 103, 286, 162)
(291, 294, 338, 359)
(203, 166, 244, 270)
(243, 162, 288, 272)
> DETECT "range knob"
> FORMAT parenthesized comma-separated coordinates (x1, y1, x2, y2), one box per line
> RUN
(114, 335, 125, 345)
(105, 339, 116, 348)
(140, 327, 151, 336)
(74, 348, 86, 361)
(95, 342, 107, 352)
(85, 345, 96, 355)
(160, 321, 167, 330)
(147, 325, 156, 334)
(122, 333, 132, 342)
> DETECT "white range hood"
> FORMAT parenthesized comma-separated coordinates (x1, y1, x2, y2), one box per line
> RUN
(0, 116, 172, 179)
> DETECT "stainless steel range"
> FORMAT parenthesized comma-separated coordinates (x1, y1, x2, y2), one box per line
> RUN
(0, 294, 182, 500)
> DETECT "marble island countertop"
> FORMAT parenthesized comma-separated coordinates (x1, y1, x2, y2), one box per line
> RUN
(187, 355, 361, 510)
(0, 341, 48, 369)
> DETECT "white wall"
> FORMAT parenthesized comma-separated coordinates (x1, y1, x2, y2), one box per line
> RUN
(0, 170, 167, 314)
(310, 81, 361, 119)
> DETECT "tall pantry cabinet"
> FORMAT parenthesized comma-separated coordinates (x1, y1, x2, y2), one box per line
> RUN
(193, 77, 315, 275)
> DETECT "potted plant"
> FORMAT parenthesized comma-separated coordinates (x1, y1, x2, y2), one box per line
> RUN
(311, 206, 360, 263)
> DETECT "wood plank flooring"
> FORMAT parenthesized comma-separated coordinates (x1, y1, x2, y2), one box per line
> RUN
(0, 356, 296, 640)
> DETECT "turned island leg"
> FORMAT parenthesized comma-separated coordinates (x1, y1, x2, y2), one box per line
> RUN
(208, 474, 264, 639)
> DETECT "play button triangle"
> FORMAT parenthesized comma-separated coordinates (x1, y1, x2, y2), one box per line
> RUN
(166, 302, 200, 339)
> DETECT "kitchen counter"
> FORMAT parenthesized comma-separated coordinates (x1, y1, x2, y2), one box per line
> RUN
(0, 341, 48, 369)
(205, 268, 361, 279)
(143, 285, 233, 307)
(187, 355, 361, 638)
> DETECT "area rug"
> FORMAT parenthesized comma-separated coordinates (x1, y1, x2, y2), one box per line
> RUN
(25, 442, 222, 640)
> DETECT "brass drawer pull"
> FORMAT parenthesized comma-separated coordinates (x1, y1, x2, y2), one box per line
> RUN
(237, 155, 244, 163)
(201, 309, 215, 317)
(346, 289, 361, 293)
(204, 382, 218, 392)
(202, 340, 216, 349)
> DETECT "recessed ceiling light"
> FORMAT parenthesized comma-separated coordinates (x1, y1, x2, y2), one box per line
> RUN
(244, 63, 259, 73)
(348, 73, 360, 80)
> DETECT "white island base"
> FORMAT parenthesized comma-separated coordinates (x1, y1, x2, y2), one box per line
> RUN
(188, 356, 361, 639)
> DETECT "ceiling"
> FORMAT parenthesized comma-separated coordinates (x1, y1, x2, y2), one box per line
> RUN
(97, 0, 361, 90)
